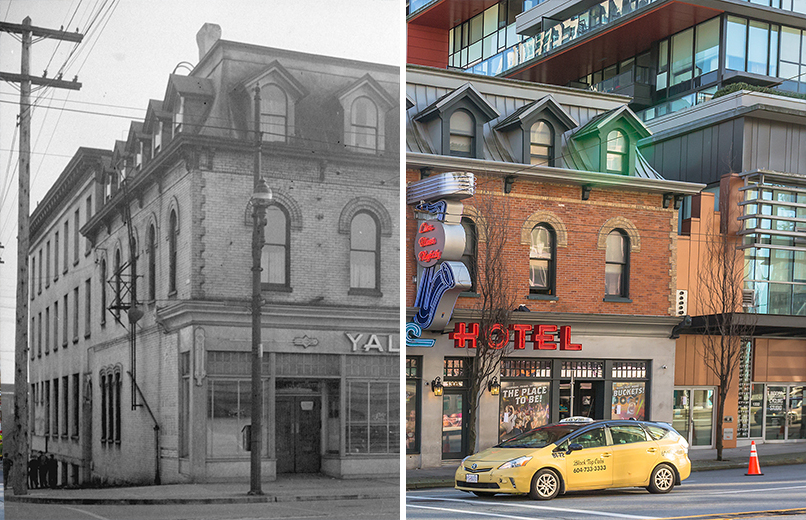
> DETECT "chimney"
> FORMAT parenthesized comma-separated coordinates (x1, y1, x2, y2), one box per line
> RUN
(196, 23, 222, 61)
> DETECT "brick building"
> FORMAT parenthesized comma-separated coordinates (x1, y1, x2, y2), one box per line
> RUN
(28, 24, 399, 485)
(404, 65, 703, 469)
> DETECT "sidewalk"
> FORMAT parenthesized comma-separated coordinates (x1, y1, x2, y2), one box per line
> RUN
(406, 441, 806, 490)
(4, 473, 400, 505)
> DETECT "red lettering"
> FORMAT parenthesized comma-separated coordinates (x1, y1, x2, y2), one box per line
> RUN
(487, 323, 508, 350)
(450, 322, 478, 349)
(418, 236, 437, 247)
(418, 222, 435, 234)
(531, 324, 558, 350)
(559, 325, 581, 350)
(510, 324, 532, 350)
(417, 250, 442, 263)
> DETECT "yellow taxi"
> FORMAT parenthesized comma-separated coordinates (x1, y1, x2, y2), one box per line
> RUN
(455, 417, 690, 500)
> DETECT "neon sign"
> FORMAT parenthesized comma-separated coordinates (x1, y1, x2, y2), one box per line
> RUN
(450, 322, 582, 351)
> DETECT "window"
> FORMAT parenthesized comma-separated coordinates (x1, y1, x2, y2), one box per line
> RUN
(54, 231, 59, 281)
(571, 426, 608, 449)
(30, 254, 35, 300)
(147, 224, 156, 301)
(169, 210, 178, 294)
(609, 424, 649, 444)
(530, 224, 556, 295)
(44, 307, 50, 354)
(45, 241, 50, 287)
(605, 230, 629, 297)
(114, 249, 122, 317)
(85, 195, 92, 254)
(63, 220, 69, 273)
(38, 248, 42, 293)
(173, 96, 184, 135)
(53, 300, 59, 351)
(461, 217, 477, 293)
(100, 258, 107, 325)
(100, 373, 107, 442)
(154, 121, 162, 154)
(85, 279, 91, 338)
(73, 209, 79, 265)
(449, 110, 475, 157)
(44, 380, 50, 436)
(73, 287, 79, 342)
(115, 371, 121, 443)
(349, 212, 380, 293)
(53, 377, 59, 437)
(262, 205, 290, 288)
(406, 357, 421, 454)
(62, 376, 69, 438)
(62, 294, 68, 347)
(530, 120, 554, 166)
(179, 352, 190, 457)
(606, 130, 627, 174)
(350, 96, 378, 153)
(670, 28, 694, 86)
(207, 379, 252, 458)
(347, 380, 399, 454)
(261, 84, 287, 143)
(72, 373, 80, 438)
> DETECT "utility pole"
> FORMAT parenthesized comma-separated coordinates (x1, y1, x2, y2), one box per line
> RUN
(0, 17, 82, 496)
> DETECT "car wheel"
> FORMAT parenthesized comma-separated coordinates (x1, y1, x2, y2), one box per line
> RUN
(647, 463, 675, 494)
(529, 469, 560, 500)
(472, 491, 496, 497)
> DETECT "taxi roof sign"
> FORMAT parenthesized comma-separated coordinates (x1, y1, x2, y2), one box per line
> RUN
(559, 416, 595, 424)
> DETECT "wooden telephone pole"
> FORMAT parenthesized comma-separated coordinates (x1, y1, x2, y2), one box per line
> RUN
(0, 16, 82, 495)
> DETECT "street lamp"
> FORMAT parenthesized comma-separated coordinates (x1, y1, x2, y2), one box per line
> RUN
(249, 176, 272, 495)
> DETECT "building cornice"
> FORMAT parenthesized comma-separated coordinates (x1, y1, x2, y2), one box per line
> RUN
(406, 152, 705, 195)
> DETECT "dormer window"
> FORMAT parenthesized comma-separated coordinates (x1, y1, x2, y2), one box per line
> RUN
(606, 130, 627, 174)
(530, 120, 554, 166)
(261, 84, 288, 143)
(449, 110, 475, 157)
(154, 123, 162, 154)
(351, 96, 378, 153)
(173, 96, 184, 136)
(136, 141, 144, 169)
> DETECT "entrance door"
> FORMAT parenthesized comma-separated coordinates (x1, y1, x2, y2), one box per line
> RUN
(787, 386, 804, 440)
(673, 388, 714, 447)
(442, 391, 467, 459)
(560, 381, 603, 420)
(276, 396, 321, 473)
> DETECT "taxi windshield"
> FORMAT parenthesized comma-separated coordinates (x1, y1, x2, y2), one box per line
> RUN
(497, 424, 580, 449)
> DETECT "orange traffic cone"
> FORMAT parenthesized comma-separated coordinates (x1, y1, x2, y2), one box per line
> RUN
(746, 441, 764, 476)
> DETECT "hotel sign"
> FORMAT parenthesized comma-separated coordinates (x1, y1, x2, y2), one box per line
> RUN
(450, 322, 582, 351)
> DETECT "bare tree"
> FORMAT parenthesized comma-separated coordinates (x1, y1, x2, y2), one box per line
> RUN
(696, 184, 755, 461)
(463, 175, 518, 454)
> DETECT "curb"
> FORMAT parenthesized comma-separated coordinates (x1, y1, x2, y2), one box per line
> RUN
(404, 454, 806, 490)
(4, 491, 399, 505)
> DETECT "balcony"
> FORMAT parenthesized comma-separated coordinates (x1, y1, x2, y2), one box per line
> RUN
(591, 66, 654, 108)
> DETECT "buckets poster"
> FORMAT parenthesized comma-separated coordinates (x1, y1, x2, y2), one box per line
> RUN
(499, 381, 550, 441)
(612, 381, 646, 420)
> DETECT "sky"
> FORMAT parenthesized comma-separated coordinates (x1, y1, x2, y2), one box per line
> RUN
(0, 0, 401, 387)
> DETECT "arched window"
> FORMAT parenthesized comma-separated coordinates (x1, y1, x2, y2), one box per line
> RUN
(114, 249, 122, 318)
(168, 210, 178, 294)
(351, 96, 378, 153)
(530, 224, 556, 295)
(605, 229, 629, 297)
(461, 217, 477, 293)
(606, 130, 628, 174)
(100, 373, 107, 442)
(350, 211, 380, 292)
(100, 258, 107, 325)
(262, 205, 290, 288)
(449, 110, 475, 157)
(261, 84, 287, 143)
(530, 120, 554, 166)
(147, 224, 156, 301)
(114, 371, 122, 443)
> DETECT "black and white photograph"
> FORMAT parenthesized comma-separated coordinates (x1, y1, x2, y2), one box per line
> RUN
(0, 1, 400, 519)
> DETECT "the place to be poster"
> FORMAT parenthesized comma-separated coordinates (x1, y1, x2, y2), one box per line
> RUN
(499, 381, 550, 441)
(611, 381, 646, 420)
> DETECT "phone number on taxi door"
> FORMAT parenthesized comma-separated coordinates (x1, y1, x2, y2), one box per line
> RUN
(573, 465, 607, 473)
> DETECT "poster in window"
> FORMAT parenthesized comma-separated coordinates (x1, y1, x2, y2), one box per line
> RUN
(612, 381, 646, 420)
(406, 381, 418, 452)
(499, 381, 550, 442)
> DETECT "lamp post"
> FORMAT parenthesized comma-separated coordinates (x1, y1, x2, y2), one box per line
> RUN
(249, 177, 272, 495)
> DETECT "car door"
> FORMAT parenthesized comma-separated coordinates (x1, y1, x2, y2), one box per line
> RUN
(563, 425, 613, 491)
(608, 423, 659, 487)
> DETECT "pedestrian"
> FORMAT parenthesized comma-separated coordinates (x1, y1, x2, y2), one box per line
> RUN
(38, 451, 48, 488)
(28, 454, 39, 489)
(47, 454, 58, 488)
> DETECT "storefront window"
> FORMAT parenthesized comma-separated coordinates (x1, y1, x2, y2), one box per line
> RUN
(499, 381, 550, 442)
(765, 386, 787, 440)
(750, 383, 764, 438)
(406, 357, 421, 454)
(347, 380, 399, 454)
(611, 381, 646, 420)
(207, 379, 251, 458)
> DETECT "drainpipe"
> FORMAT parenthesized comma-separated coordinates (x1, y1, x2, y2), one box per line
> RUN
(127, 371, 161, 485)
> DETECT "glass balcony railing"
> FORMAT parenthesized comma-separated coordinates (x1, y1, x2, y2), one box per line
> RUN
(591, 66, 653, 93)
(465, 0, 656, 77)
(408, 0, 438, 16)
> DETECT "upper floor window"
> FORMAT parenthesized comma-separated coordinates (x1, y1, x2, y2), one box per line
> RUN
(450, 110, 475, 157)
(351, 96, 378, 153)
(100, 258, 107, 325)
(350, 211, 380, 293)
(461, 217, 477, 293)
(154, 122, 163, 154)
(606, 130, 627, 174)
(530, 224, 556, 295)
(530, 120, 554, 166)
(114, 249, 122, 317)
(168, 210, 178, 294)
(262, 205, 290, 289)
(261, 84, 287, 143)
(147, 224, 156, 301)
(173, 96, 184, 136)
(605, 230, 629, 297)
